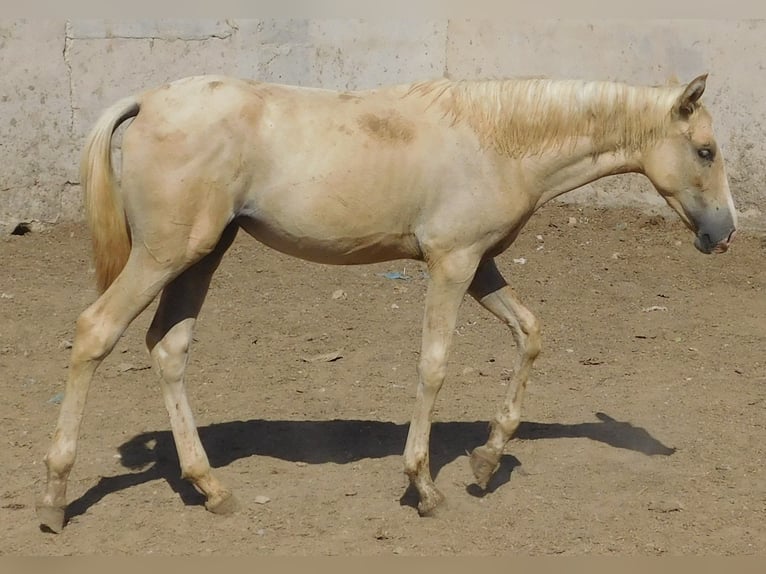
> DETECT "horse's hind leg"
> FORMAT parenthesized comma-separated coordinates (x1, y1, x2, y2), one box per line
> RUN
(36, 248, 178, 532)
(467, 258, 541, 489)
(145, 223, 238, 514)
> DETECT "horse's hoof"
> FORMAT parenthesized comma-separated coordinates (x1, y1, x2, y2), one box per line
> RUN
(470, 445, 500, 490)
(417, 488, 446, 517)
(205, 491, 239, 515)
(36, 502, 66, 533)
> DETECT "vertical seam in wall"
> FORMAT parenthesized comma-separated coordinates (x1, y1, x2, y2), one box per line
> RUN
(63, 21, 74, 141)
(62, 20, 75, 223)
(443, 19, 451, 79)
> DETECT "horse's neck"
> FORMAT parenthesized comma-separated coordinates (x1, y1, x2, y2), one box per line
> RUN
(526, 141, 643, 209)
(446, 79, 672, 208)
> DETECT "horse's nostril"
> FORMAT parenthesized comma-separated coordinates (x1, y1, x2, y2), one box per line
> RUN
(727, 229, 737, 244)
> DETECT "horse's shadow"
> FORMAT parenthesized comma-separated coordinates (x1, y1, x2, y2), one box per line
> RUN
(64, 411, 675, 523)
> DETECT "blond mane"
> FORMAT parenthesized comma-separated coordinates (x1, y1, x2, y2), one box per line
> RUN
(408, 78, 688, 157)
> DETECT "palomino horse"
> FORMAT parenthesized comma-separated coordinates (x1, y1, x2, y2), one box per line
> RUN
(37, 73, 736, 532)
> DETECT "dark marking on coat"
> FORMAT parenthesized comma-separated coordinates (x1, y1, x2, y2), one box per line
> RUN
(357, 112, 415, 144)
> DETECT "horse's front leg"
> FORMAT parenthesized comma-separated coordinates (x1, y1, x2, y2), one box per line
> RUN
(402, 250, 479, 516)
(467, 258, 541, 488)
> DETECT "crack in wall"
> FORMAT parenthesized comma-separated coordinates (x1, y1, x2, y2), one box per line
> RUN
(67, 20, 240, 42)
(443, 19, 451, 79)
(63, 20, 74, 136)
(76, 32, 236, 41)
(62, 20, 76, 228)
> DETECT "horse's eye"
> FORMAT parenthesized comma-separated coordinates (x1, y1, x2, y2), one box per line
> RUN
(697, 147, 714, 161)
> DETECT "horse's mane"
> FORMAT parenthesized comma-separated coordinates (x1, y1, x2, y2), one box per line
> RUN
(407, 77, 690, 157)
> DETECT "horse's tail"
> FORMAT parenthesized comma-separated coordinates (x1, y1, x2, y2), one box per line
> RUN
(81, 96, 141, 293)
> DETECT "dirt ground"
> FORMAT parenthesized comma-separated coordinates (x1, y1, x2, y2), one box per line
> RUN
(1, 203, 764, 556)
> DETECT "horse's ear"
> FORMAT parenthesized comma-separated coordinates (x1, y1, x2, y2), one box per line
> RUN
(674, 74, 708, 118)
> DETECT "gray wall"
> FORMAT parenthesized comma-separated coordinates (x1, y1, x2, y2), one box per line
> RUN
(1, 19, 763, 233)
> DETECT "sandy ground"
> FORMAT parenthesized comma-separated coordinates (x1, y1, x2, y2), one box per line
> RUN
(1, 204, 764, 555)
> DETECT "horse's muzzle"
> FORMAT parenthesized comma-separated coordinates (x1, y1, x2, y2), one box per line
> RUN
(694, 228, 736, 254)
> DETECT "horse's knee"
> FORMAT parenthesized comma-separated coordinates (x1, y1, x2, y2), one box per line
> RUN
(514, 309, 542, 361)
(520, 312, 542, 360)
(417, 351, 448, 391)
(149, 320, 194, 381)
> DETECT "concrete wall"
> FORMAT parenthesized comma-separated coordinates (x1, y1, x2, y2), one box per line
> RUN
(1, 19, 763, 233)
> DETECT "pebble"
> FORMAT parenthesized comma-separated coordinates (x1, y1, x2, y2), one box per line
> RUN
(331, 289, 346, 300)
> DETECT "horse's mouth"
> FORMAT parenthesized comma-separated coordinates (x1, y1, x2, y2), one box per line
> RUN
(694, 228, 736, 254)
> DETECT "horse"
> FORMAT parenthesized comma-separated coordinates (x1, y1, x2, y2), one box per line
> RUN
(36, 73, 737, 532)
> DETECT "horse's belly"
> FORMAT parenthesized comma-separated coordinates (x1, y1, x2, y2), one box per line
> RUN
(236, 215, 422, 265)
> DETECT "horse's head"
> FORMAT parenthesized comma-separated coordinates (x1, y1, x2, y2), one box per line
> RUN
(641, 74, 737, 254)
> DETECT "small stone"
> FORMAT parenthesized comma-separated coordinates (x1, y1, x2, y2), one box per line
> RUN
(568, 217, 578, 226)
(331, 289, 346, 300)
(642, 305, 668, 313)
(300, 351, 343, 363)
(254, 495, 271, 505)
